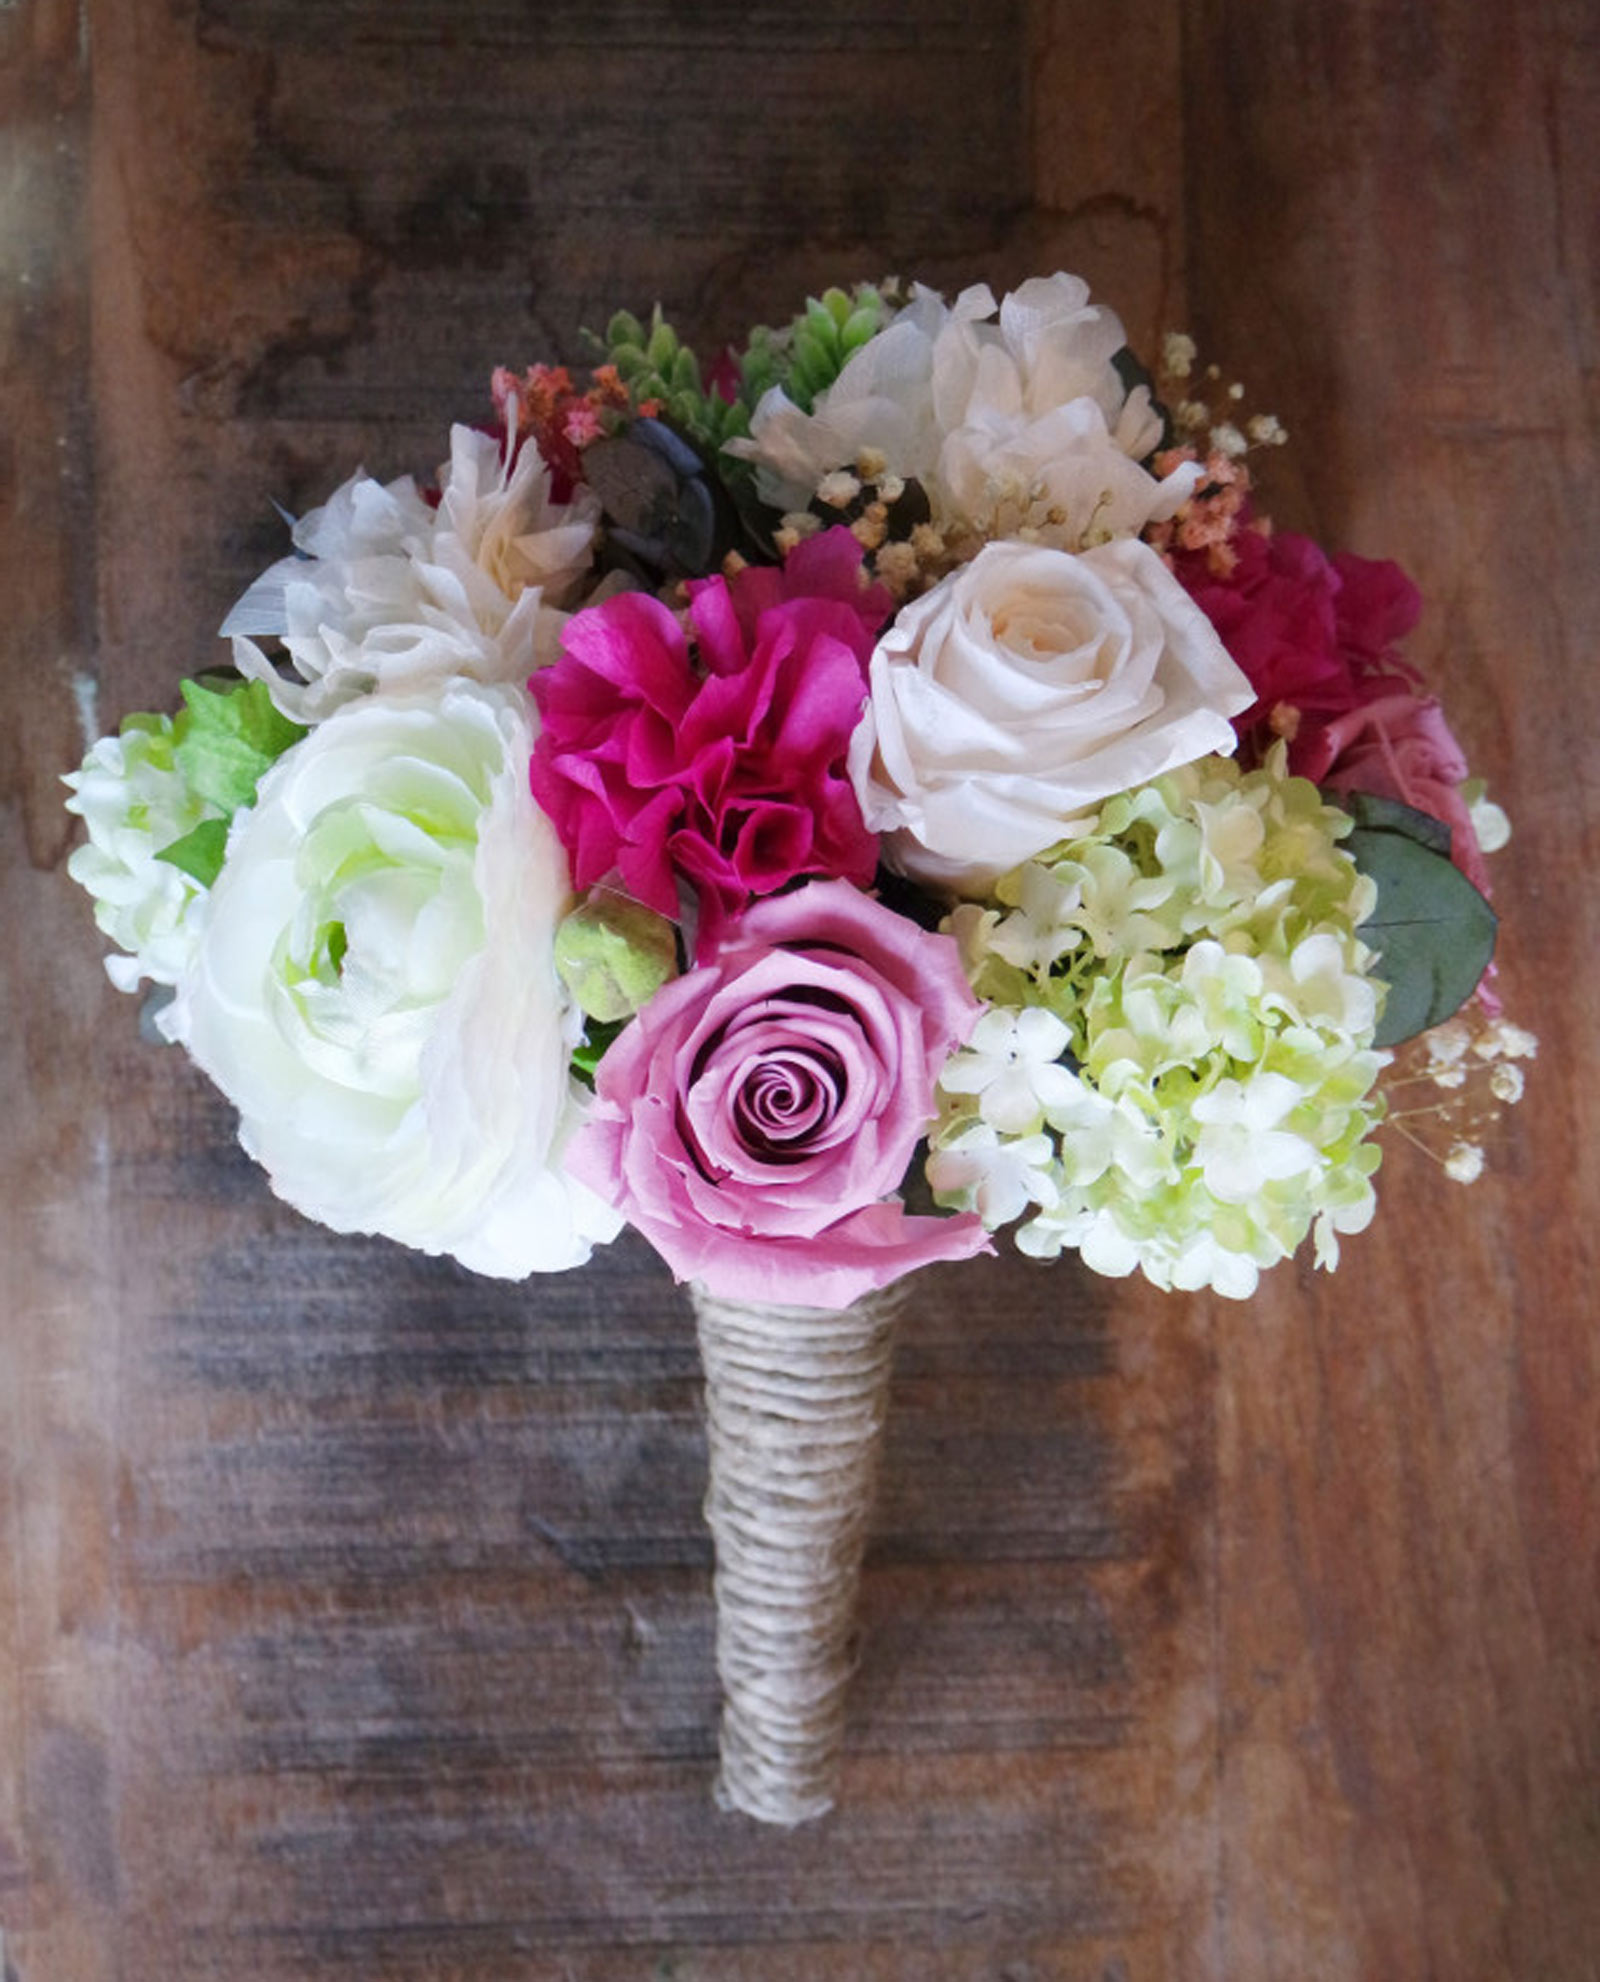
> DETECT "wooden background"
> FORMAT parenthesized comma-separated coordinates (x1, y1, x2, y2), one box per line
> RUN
(4, 2, 1597, 1975)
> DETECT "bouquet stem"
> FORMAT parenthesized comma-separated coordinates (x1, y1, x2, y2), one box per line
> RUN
(691, 1281, 904, 1825)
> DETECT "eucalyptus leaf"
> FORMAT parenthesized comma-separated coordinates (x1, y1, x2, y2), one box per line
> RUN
(632, 417, 704, 479)
(582, 435, 677, 537)
(663, 475, 716, 574)
(1337, 788, 1452, 857)
(1347, 826, 1497, 1046)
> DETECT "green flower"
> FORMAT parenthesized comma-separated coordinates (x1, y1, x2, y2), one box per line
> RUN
(931, 749, 1387, 1297)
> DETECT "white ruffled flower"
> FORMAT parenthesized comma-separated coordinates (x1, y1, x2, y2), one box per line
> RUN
(169, 680, 621, 1277)
(63, 717, 219, 998)
(936, 1006, 1079, 1134)
(926, 1118, 1059, 1228)
(1190, 1072, 1319, 1203)
(728, 274, 1200, 547)
(1043, 1070, 1169, 1192)
(226, 427, 601, 722)
(849, 537, 1254, 893)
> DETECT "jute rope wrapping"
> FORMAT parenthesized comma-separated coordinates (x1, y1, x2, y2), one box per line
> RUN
(692, 1281, 905, 1825)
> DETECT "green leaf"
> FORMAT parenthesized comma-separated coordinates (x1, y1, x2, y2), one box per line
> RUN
(1336, 788, 1452, 857)
(792, 323, 835, 376)
(1346, 827, 1497, 1047)
(155, 816, 230, 888)
(571, 1016, 628, 1088)
(841, 306, 880, 353)
(174, 678, 305, 815)
(607, 309, 645, 348)
(645, 316, 680, 371)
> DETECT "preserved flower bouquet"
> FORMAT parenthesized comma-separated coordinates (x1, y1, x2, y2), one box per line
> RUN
(65, 274, 1532, 1821)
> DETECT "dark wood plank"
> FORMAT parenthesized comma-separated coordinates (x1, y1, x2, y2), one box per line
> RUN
(1, 3, 113, 1979)
(1184, 2, 1600, 1974)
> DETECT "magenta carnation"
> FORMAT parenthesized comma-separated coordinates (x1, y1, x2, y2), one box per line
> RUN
(1173, 527, 1423, 752)
(530, 527, 889, 950)
(566, 880, 992, 1308)
(1178, 529, 1494, 895)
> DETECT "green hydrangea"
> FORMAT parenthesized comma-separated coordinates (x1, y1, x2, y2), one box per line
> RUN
(928, 749, 1388, 1298)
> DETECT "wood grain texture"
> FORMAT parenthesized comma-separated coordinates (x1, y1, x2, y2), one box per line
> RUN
(1, 0, 1595, 1976)
(1182, 4, 1600, 1976)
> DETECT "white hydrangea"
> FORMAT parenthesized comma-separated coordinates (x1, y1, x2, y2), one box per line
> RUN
(63, 716, 219, 999)
(935, 1006, 1080, 1134)
(926, 1118, 1059, 1228)
(225, 426, 601, 723)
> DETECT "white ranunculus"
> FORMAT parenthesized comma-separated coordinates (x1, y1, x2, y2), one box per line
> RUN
(63, 716, 219, 997)
(728, 274, 1199, 548)
(169, 680, 621, 1277)
(848, 537, 1254, 893)
(225, 427, 601, 722)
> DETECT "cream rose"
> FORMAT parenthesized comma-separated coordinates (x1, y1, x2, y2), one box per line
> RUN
(169, 679, 621, 1276)
(848, 538, 1254, 892)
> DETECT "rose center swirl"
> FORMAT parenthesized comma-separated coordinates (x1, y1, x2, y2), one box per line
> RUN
(731, 1047, 845, 1156)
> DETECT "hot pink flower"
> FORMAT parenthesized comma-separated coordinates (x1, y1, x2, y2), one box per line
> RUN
(530, 528, 889, 950)
(1173, 527, 1423, 750)
(1175, 527, 1493, 887)
(567, 880, 992, 1308)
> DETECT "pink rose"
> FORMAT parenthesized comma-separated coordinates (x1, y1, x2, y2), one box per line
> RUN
(1298, 689, 1491, 895)
(568, 880, 991, 1307)
(530, 528, 888, 952)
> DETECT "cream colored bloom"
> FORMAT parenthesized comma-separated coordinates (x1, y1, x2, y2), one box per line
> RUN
(728, 274, 1199, 549)
(226, 428, 600, 722)
(1190, 1073, 1319, 1203)
(848, 537, 1254, 892)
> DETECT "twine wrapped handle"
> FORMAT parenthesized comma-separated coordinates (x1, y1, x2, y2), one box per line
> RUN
(692, 1281, 904, 1825)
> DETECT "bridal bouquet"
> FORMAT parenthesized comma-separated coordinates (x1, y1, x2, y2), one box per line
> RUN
(65, 273, 1531, 1820)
